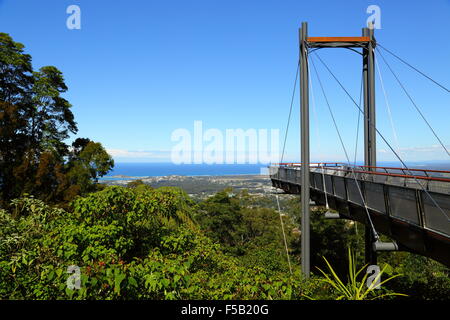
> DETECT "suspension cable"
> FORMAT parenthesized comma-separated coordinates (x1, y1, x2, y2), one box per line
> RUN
(375, 53, 402, 158)
(280, 61, 300, 164)
(320, 163, 330, 210)
(309, 65, 330, 210)
(272, 60, 300, 275)
(313, 51, 450, 221)
(352, 72, 364, 238)
(376, 48, 450, 158)
(354, 71, 364, 166)
(310, 59, 322, 156)
(377, 44, 450, 93)
(275, 191, 293, 275)
(310, 54, 380, 240)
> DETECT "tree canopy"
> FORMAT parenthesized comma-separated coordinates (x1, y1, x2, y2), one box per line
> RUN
(0, 33, 113, 205)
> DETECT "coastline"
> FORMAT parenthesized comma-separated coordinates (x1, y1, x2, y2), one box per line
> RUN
(100, 172, 268, 180)
(100, 173, 273, 199)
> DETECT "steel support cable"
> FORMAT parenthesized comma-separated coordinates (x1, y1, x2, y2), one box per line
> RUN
(275, 191, 293, 275)
(310, 55, 380, 240)
(377, 44, 450, 93)
(310, 59, 322, 156)
(272, 60, 300, 275)
(314, 51, 450, 221)
(308, 64, 329, 209)
(375, 55, 402, 158)
(352, 72, 364, 239)
(376, 48, 450, 158)
(354, 72, 364, 166)
(321, 163, 329, 210)
(280, 61, 300, 164)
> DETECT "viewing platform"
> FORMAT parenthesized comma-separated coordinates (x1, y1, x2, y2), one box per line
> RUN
(269, 163, 450, 267)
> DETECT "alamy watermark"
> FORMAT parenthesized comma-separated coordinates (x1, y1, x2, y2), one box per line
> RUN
(170, 121, 280, 165)
(66, 265, 81, 290)
(66, 5, 81, 30)
(366, 5, 381, 29)
(366, 265, 381, 289)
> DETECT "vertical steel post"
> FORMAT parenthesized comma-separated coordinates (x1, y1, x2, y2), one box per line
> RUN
(299, 22, 310, 278)
(362, 26, 377, 265)
(368, 27, 376, 168)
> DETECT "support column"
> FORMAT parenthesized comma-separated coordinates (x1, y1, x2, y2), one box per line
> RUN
(362, 26, 377, 266)
(300, 22, 310, 278)
(364, 27, 376, 168)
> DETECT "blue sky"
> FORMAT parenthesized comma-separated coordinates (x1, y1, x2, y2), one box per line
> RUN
(0, 0, 449, 163)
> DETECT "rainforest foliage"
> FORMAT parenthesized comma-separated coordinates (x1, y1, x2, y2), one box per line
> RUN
(1, 185, 449, 300)
(0, 186, 320, 299)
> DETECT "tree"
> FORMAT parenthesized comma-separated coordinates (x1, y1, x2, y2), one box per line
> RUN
(127, 179, 146, 189)
(0, 33, 112, 204)
(66, 140, 114, 194)
(0, 34, 33, 204)
(197, 188, 244, 253)
(71, 138, 91, 156)
(27, 66, 77, 155)
(0, 33, 33, 104)
(12, 65, 78, 201)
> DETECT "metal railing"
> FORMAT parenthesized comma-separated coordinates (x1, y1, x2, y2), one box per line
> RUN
(269, 164, 450, 237)
(271, 163, 450, 193)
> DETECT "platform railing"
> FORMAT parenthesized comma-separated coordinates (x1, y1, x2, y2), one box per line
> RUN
(270, 163, 450, 193)
(269, 163, 450, 237)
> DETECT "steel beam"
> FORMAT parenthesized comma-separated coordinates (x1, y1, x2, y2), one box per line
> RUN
(306, 37, 371, 48)
(300, 22, 310, 279)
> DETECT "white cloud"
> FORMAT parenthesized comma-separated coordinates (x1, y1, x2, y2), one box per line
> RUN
(397, 145, 448, 153)
(106, 149, 170, 159)
(376, 144, 450, 161)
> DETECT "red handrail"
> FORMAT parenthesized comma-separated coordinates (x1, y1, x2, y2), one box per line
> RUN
(273, 162, 450, 174)
(357, 164, 450, 175)
(271, 163, 450, 183)
(316, 167, 450, 183)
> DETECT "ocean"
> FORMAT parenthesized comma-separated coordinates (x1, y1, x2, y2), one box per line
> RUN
(101, 161, 450, 180)
(102, 163, 270, 180)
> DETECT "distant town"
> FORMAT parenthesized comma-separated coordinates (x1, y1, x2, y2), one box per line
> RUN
(101, 174, 277, 199)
